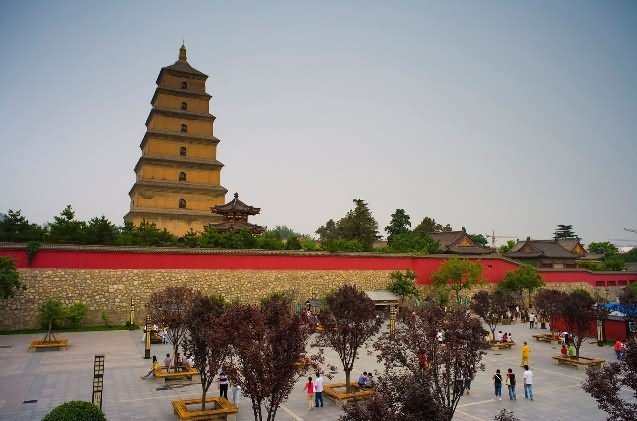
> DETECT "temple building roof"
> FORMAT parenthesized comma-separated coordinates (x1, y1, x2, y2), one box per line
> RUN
(156, 44, 207, 83)
(212, 193, 261, 216)
(505, 238, 578, 259)
(429, 227, 493, 255)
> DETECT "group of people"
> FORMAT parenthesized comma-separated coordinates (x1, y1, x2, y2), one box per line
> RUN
(140, 352, 195, 379)
(356, 371, 375, 389)
(559, 344, 577, 357)
(303, 372, 325, 409)
(492, 366, 534, 401)
(496, 331, 513, 343)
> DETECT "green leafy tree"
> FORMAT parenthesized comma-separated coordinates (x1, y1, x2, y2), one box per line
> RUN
(469, 234, 489, 247)
(0, 209, 46, 242)
(385, 209, 411, 245)
(116, 220, 177, 246)
(322, 239, 365, 253)
(180, 228, 200, 248)
(553, 224, 578, 240)
(388, 270, 419, 303)
(256, 231, 285, 250)
(0, 256, 24, 299)
(336, 199, 380, 250)
(285, 235, 302, 250)
(498, 240, 517, 254)
(48, 205, 86, 244)
(65, 303, 87, 328)
(431, 258, 482, 304)
(315, 219, 339, 242)
(39, 299, 66, 342)
(387, 232, 439, 254)
(604, 255, 626, 271)
(587, 241, 619, 256)
(84, 216, 118, 244)
(499, 264, 544, 305)
(413, 217, 452, 237)
(268, 226, 299, 241)
(623, 248, 637, 263)
(560, 289, 607, 358)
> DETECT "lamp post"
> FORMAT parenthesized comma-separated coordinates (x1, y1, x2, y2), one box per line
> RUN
(389, 305, 397, 336)
(144, 314, 152, 359)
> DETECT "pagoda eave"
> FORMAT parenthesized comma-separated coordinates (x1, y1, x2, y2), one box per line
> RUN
(140, 131, 220, 150)
(133, 156, 224, 173)
(151, 87, 211, 106)
(128, 181, 228, 197)
(145, 108, 215, 127)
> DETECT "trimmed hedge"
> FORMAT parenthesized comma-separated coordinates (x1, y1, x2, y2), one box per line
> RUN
(42, 400, 106, 421)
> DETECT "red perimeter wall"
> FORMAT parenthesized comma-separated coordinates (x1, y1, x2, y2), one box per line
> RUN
(1, 246, 636, 287)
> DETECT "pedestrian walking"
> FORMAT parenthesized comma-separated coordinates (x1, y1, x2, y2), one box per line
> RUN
(529, 313, 536, 329)
(303, 377, 314, 410)
(506, 368, 516, 400)
(523, 365, 534, 400)
(521, 341, 530, 367)
(314, 372, 324, 408)
(493, 369, 503, 400)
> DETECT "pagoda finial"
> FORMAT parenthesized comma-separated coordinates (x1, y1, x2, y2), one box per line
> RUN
(233, 192, 239, 199)
(179, 43, 187, 61)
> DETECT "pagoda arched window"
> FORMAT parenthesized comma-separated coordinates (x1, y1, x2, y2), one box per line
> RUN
(179, 172, 187, 182)
(181, 102, 188, 110)
(180, 124, 188, 133)
(179, 199, 187, 209)
(181, 81, 188, 89)
(179, 146, 187, 156)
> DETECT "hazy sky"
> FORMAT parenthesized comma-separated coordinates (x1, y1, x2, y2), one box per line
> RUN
(1, 1, 636, 246)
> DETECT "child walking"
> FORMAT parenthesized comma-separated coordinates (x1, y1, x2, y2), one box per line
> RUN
(303, 377, 314, 410)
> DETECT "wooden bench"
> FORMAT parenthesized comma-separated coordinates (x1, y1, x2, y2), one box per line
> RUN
(172, 397, 238, 420)
(490, 341, 514, 350)
(30, 339, 68, 351)
(323, 382, 375, 407)
(552, 355, 605, 369)
(154, 364, 200, 382)
(533, 334, 558, 343)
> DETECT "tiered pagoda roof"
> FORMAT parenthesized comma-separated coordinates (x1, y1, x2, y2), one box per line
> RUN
(209, 193, 265, 234)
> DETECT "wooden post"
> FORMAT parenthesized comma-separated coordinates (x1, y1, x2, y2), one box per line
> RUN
(130, 298, 135, 326)
(389, 305, 397, 336)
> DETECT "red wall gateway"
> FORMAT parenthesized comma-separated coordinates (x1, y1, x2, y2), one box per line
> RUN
(1, 245, 636, 287)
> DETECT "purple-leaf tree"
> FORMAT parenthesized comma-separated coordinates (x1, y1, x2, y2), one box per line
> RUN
(148, 286, 198, 372)
(314, 284, 382, 392)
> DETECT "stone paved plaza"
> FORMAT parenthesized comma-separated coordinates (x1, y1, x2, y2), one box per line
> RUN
(0, 320, 617, 421)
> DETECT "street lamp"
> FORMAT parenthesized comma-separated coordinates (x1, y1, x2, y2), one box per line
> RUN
(144, 314, 152, 359)
(129, 297, 135, 327)
(389, 305, 397, 336)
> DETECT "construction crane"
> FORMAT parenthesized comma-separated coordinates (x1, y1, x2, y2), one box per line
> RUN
(625, 228, 637, 234)
(485, 229, 517, 248)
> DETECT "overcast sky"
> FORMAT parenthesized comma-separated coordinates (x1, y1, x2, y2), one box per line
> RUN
(1, 1, 636, 246)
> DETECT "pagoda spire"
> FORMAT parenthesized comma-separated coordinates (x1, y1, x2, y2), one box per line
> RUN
(179, 43, 187, 61)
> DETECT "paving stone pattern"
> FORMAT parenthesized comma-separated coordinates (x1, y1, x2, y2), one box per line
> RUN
(0, 320, 618, 420)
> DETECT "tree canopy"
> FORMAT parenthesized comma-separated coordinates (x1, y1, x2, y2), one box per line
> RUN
(385, 209, 411, 245)
(498, 265, 544, 305)
(471, 290, 511, 341)
(388, 270, 419, 302)
(0, 256, 23, 299)
(553, 224, 578, 240)
(469, 234, 489, 247)
(431, 258, 482, 304)
(588, 241, 619, 256)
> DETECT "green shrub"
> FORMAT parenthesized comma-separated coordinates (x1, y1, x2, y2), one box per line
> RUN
(42, 400, 106, 421)
(26, 241, 41, 265)
(66, 303, 87, 328)
(39, 299, 66, 330)
(101, 311, 110, 327)
(0, 256, 24, 299)
(285, 235, 302, 250)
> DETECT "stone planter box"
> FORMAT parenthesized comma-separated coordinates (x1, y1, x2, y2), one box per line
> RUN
(172, 397, 238, 420)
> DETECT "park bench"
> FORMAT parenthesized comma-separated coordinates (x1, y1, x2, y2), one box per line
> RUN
(533, 334, 559, 343)
(172, 396, 238, 420)
(323, 382, 375, 407)
(30, 339, 68, 351)
(154, 364, 199, 382)
(490, 341, 514, 350)
(552, 355, 605, 369)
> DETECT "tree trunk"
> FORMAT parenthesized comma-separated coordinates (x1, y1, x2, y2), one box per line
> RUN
(173, 343, 179, 373)
(490, 329, 496, 342)
(345, 369, 351, 393)
(455, 289, 461, 305)
(201, 388, 207, 411)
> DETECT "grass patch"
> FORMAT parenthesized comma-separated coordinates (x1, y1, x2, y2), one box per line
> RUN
(0, 324, 139, 335)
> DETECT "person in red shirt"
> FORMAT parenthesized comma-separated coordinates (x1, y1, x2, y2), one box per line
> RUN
(560, 345, 567, 356)
(303, 377, 314, 409)
(615, 340, 623, 360)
